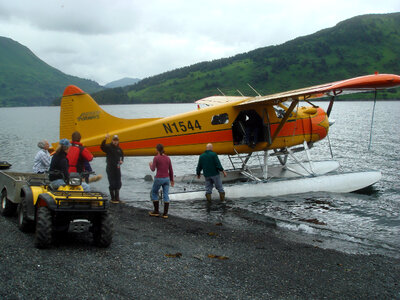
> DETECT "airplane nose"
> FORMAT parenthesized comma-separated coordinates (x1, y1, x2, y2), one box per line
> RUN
(320, 115, 330, 130)
(313, 108, 329, 140)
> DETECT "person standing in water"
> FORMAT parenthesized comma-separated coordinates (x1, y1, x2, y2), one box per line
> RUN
(101, 134, 124, 203)
(148, 144, 174, 219)
(196, 143, 227, 202)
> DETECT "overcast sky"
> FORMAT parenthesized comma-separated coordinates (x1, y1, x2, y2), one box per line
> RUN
(0, 0, 399, 85)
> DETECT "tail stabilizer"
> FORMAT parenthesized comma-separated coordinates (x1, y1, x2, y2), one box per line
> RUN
(59, 85, 159, 151)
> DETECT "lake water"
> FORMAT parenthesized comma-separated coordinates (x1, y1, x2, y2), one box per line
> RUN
(1, 100, 399, 258)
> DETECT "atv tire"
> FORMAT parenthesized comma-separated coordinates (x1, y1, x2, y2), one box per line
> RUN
(18, 196, 35, 232)
(1, 190, 17, 217)
(35, 206, 53, 249)
(93, 212, 113, 247)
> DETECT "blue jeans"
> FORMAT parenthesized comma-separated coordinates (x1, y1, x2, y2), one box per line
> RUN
(50, 179, 66, 190)
(205, 175, 224, 194)
(151, 177, 170, 202)
(82, 182, 91, 192)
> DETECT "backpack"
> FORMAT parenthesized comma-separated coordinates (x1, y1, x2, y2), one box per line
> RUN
(72, 144, 85, 173)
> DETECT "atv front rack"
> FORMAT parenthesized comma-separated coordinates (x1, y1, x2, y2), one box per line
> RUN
(51, 191, 105, 198)
(51, 191, 108, 210)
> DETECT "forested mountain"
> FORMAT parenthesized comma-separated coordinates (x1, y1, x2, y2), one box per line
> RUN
(0, 37, 103, 106)
(93, 12, 400, 104)
(1, 12, 399, 107)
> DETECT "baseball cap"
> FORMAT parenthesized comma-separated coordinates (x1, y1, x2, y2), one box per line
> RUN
(59, 138, 71, 147)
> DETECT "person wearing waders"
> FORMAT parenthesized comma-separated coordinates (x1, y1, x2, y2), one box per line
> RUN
(196, 143, 227, 201)
(148, 144, 174, 219)
(101, 134, 124, 203)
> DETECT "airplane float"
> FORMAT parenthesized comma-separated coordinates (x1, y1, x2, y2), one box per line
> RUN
(56, 73, 400, 200)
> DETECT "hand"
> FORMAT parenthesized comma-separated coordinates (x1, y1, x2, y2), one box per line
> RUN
(149, 162, 153, 168)
(197, 174, 201, 179)
(171, 181, 175, 187)
(223, 170, 227, 177)
(105, 133, 110, 140)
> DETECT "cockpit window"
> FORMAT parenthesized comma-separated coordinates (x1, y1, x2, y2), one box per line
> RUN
(274, 107, 286, 119)
(211, 113, 229, 125)
(274, 102, 296, 118)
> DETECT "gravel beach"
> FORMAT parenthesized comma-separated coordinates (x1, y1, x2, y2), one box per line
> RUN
(1, 203, 399, 299)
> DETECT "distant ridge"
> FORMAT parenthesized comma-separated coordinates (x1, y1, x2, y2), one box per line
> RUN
(0, 37, 103, 107)
(105, 77, 141, 88)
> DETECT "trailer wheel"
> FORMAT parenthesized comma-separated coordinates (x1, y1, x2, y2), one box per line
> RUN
(1, 190, 17, 217)
(35, 206, 53, 248)
(18, 196, 35, 232)
(93, 212, 113, 247)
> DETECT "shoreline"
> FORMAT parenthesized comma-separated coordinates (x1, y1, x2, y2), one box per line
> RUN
(1, 203, 399, 299)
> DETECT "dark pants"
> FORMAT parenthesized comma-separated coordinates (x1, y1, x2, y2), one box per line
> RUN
(106, 166, 122, 190)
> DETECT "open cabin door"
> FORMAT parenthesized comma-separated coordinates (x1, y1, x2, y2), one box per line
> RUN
(231, 109, 270, 148)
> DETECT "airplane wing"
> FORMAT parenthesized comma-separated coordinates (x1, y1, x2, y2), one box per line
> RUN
(195, 96, 249, 106)
(235, 73, 400, 107)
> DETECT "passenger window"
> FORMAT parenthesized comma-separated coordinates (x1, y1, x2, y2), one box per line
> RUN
(211, 113, 229, 125)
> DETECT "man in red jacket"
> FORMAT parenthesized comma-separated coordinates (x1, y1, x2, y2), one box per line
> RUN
(67, 131, 93, 191)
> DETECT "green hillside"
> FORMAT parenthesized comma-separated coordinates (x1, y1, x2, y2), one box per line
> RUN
(0, 37, 103, 106)
(1, 12, 399, 107)
(93, 12, 400, 104)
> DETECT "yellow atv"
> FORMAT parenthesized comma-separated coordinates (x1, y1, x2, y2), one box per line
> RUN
(1, 171, 113, 248)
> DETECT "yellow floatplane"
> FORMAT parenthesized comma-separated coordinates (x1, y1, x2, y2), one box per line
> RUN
(56, 73, 400, 200)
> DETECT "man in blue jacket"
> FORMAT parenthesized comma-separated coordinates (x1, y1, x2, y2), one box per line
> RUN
(196, 143, 227, 201)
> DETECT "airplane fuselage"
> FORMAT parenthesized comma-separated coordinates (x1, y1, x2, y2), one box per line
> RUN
(59, 87, 329, 157)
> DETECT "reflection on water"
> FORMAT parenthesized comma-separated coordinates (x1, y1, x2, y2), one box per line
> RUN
(1, 101, 399, 257)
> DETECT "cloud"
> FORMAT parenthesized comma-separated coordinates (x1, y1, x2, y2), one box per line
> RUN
(0, 0, 399, 85)
(0, 1, 142, 34)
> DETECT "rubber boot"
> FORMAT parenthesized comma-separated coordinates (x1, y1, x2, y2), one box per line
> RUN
(205, 193, 212, 202)
(115, 189, 120, 202)
(162, 202, 169, 219)
(109, 188, 115, 203)
(149, 201, 160, 217)
(219, 192, 225, 202)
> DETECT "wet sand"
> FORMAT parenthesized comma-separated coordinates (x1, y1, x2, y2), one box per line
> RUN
(0, 203, 399, 299)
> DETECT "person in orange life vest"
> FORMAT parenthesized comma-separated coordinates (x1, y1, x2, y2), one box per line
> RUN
(66, 131, 93, 191)
(67, 131, 93, 173)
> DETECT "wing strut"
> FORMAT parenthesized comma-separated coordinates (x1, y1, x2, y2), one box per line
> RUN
(266, 99, 299, 148)
(368, 90, 378, 151)
(327, 96, 335, 117)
